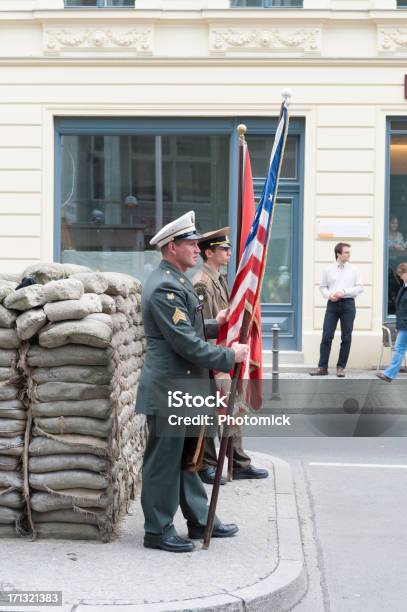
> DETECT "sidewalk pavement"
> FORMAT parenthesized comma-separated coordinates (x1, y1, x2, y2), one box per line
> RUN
(279, 368, 407, 379)
(0, 452, 306, 612)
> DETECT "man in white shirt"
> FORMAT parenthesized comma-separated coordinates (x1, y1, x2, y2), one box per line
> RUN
(310, 242, 363, 377)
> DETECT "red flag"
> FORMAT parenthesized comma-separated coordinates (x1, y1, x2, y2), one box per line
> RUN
(237, 146, 263, 410)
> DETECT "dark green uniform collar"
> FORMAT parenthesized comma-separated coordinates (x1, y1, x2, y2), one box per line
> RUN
(159, 259, 193, 290)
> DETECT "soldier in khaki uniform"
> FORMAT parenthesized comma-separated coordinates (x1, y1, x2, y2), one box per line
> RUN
(135, 212, 249, 553)
(192, 228, 269, 485)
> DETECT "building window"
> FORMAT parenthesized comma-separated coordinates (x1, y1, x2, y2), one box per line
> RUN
(387, 120, 407, 316)
(398, 1, 407, 7)
(231, 0, 303, 7)
(64, 1, 134, 8)
(58, 129, 229, 282)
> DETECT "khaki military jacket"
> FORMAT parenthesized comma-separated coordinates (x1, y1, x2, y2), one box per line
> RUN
(192, 263, 230, 320)
(135, 260, 234, 416)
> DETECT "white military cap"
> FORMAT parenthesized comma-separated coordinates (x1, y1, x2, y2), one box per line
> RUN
(150, 211, 202, 249)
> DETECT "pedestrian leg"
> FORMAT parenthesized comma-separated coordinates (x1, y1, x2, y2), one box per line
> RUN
(319, 303, 340, 368)
(337, 299, 356, 368)
(384, 330, 407, 380)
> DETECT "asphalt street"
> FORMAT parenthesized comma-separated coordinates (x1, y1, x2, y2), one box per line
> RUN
(245, 437, 407, 612)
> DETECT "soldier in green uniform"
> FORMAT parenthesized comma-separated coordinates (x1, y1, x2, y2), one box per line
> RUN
(192, 228, 269, 485)
(135, 212, 249, 553)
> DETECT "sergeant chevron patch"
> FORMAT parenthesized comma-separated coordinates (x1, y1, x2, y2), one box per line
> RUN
(172, 307, 187, 325)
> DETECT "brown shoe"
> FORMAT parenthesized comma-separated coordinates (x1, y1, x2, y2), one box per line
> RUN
(375, 372, 392, 383)
(336, 367, 345, 378)
(309, 367, 328, 376)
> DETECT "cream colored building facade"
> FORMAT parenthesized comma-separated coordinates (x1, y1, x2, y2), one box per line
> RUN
(0, 0, 407, 367)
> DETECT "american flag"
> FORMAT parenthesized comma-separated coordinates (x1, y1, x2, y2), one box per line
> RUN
(216, 98, 290, 408)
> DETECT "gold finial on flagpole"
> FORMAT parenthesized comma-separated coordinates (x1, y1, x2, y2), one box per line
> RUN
(237, 123, 247, 143)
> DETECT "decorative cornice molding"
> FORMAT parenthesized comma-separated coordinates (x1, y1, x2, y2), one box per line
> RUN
(43, 26, 153, 56)
(209, 26, 321, 56)
(378, 26, 407, 54)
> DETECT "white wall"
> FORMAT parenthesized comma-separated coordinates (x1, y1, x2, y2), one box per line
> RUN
(0, 1, 406, 366)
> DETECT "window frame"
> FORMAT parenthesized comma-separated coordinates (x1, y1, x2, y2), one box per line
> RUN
(230, 0, 303, 8)
(385, 116, 407, 321)
(64, 0, 135, 9)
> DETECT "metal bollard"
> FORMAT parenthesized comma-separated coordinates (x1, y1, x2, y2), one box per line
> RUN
(271, 323, 280, 400)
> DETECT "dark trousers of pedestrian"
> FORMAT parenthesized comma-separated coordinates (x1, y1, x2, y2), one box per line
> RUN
(202, 427, 251, 472)
(318, 298, 356, 369)
(141, 415, 221, 544)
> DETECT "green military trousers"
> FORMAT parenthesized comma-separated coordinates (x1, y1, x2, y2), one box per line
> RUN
(141, 415, 221, 543)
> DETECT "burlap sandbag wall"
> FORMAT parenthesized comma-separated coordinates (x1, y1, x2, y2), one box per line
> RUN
(0, 275, 27, 538)
(0, 264, 147, 541)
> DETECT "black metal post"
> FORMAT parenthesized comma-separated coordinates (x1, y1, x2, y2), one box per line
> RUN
(271, 323, 280, 400)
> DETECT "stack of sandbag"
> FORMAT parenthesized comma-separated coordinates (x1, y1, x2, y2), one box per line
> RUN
(15, 263, 146, 541)
(0, 278, 27, 537)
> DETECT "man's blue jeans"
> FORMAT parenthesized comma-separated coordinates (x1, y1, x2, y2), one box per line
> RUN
(384, 329, 407, 380)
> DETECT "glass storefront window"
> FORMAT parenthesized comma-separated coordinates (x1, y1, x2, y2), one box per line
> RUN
(260, 198, 292, 305)
(59, 133, 229, 282)
(388, 131, 407, 315)
(247, 135, 297, 179)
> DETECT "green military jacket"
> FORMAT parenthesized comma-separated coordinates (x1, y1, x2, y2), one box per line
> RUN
(192, 263, 230, 320)
(135, 260, 234, 416)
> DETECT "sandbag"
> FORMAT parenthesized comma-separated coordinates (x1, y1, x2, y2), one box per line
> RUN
(16, 308, 47, 340)
(0, 489, 24, 509)
(29, 434, 108, 457)
(0, 386, 19, 401)
(29, 454, 108, 474)
(38, 318, 112, 349)
(99, 294, 116, 314)
(32, 509, 102, 525)
(86, 313, 113, 330)
(0, 329, 20, 349)
(0, 436, 24, 456)
(34, 416, 112, 438)
(22, 263, 65, 284)
(32, 399, 111, 420)
(31, 490, 108, 511)
(0, 506, 20, 524)
(0, 367, 18, 382)
(0, 524, 18, 537)
(35, 382, 111, 402)
(0, 304, 17, 328)
(0, 400, 25, 419)
(31, 366, 112, 385)
(22, 263, 92, 285)
(27, 345, 110, 367)
(70, 273, 109, 295)
(0, 472, 22, 489)
(0, 456, 20, 471)
(4, 284, 46, 311)
(44, 294, 102, 322)
(0, 349, 18, 367)
(35, 522, 101, 540)
(29, 470, 108, 491)
(0, 419, 25, 437)
(42, 278, 84, 303)
(61, 263, 92, 277)
(99, 272, 140, 297)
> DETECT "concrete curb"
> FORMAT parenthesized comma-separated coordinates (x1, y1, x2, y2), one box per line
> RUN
(76, 453, 306, 612)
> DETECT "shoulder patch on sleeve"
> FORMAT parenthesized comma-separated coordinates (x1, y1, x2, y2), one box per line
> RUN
(172, 307, 187, 325)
